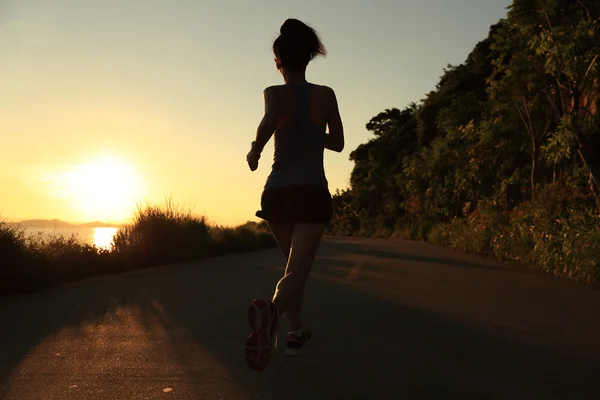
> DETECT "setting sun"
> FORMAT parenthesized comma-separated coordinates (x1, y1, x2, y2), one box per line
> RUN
(48, 156, 144, 223)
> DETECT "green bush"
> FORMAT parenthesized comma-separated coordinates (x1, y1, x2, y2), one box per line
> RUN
(360, 183, 600, 284)
(0, 222, 35, 292)
(415, 192, 600, 283)
(210, 221, 275, 255)
(490, 195, 600, 283)
(26, 231, 110, 282)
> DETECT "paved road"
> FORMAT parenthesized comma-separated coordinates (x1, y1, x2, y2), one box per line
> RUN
(0, 236, 599, 400)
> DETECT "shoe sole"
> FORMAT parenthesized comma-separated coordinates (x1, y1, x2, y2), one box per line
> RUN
(244, 299, 274, 371)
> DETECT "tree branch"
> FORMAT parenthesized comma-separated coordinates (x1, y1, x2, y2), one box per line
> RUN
(555, 77, 568, 114)
(545, 89, 561, 117)
(577, 0, 592, 22)
(581, 54, 598, 91)
(543, 105, 553, 137)
(540, 2, 553, 29)
(577, 148, 600, 201)
(515, 103, 533, 140)
(566, 72, 574, 95)
(522, 97, 537, 140)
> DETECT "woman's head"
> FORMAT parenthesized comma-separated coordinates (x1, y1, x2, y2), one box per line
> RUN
(273, 19, 326, 72)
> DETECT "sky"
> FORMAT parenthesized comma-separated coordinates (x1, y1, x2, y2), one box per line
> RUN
(0, 0, 512, 226)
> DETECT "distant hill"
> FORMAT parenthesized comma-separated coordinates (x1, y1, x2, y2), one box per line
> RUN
(80, 221, 123, 228)
(16, 219, 73, 228)
(14, 219, 123, 228)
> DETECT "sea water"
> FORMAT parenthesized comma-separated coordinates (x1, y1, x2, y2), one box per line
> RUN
(22, 227, 119, 250)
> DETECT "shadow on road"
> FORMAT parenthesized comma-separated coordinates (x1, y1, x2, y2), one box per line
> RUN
(324, 235, 521, 271)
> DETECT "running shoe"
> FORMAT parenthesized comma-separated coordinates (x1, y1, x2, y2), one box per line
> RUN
(285, 329, 313, 356)
(244, 298, 279, 371)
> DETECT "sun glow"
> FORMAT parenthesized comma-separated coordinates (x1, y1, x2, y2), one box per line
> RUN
(93, 227, 119, 250)
(52, 156, 144, 222)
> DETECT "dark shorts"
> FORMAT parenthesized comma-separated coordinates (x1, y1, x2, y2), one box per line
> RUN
(256, 185, 333, 224)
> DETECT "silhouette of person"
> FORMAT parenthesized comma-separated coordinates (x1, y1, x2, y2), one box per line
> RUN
(244, 18, 344, 371)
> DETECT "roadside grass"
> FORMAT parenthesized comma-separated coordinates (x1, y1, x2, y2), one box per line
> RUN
(0, 201, 275, 295)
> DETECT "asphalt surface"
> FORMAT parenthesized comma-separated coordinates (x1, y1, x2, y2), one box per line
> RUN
(0, 236, 599, 400)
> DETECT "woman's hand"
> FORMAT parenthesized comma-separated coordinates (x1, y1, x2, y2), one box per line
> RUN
(247, 149, 261, 171)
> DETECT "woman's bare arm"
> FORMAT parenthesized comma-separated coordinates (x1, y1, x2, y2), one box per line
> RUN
(251, 87, 280, 153)
(324, 87, 344, 152)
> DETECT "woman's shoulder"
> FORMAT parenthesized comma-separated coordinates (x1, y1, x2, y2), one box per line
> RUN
(263, 85, 285, 96)
(310, 84, 337, 101)
(309, 83, 334, 92)
(263, 83, 335, 91)
(262, 84, 336, 103)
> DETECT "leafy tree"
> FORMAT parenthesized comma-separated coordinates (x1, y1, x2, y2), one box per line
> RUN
(492, 0, 600, 197)
(329, 0, 600, 282)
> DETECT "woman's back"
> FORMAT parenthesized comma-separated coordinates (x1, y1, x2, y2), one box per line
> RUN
(264, 82, 333, 190)
(273, 82, 331, 130)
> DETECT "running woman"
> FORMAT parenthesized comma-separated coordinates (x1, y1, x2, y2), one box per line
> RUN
(244, 18, 344, 372)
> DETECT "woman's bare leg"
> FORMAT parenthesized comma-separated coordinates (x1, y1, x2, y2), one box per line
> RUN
(272, 223, 325, 320)
(267, 221, 292, 260)
(266, 222, 304, 330)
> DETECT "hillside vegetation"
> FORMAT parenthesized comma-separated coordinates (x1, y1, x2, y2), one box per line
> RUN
(328, 0, 600, 283)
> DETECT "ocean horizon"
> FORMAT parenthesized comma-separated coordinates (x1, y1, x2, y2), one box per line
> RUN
(22, 226, 119, 250)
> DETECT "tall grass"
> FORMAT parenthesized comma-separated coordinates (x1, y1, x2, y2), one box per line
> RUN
(112, 201, 214, 267)
(0, 201, 275, 295)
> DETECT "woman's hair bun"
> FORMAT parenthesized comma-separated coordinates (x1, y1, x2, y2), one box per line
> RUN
(273, 19, 326, 70)
(280, 18, 308, 38)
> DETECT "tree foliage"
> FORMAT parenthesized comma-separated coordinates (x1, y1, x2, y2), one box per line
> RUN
(328, 0, 600, 282)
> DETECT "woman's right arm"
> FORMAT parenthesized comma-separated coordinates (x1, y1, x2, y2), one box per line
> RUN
(252, 86, 280, 153)
(324, 87, 344, 153)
